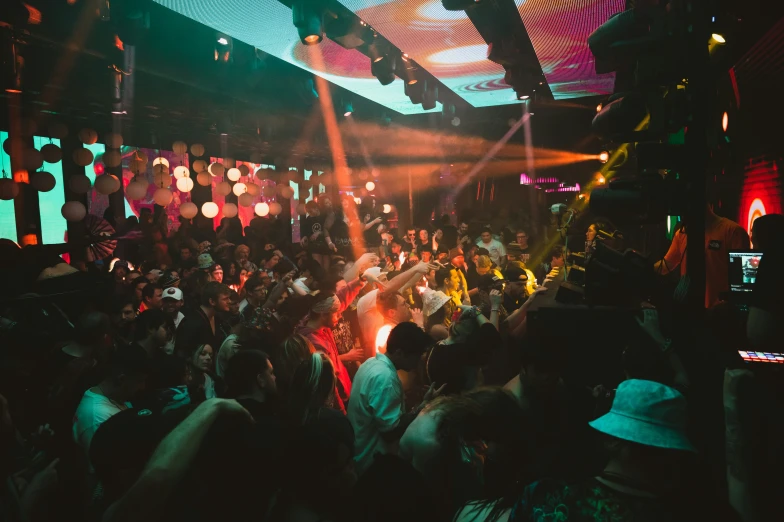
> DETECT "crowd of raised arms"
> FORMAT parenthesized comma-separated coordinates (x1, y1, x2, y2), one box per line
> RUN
(0, 194, 782, 522)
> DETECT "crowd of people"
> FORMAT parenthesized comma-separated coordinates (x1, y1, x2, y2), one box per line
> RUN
(0, 194, 782, 522)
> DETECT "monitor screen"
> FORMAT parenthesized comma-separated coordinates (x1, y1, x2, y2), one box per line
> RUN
(728, 251, 763, 292)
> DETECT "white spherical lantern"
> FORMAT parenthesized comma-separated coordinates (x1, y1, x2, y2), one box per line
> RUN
(78, 128, 98, 145)
(215, 181, 231, 196)
(95, 174, 120, 194)
(208, 162, 225, 177)
(281, 186, 295, 199)
(232, 182, 247, 196)
(61, 201, 87, 221)
(132, 176, 149, 191)
(238, 164, 250, 177)
(132, 150, 148, 164)
(269, 202, 282, 216)
(173, 166, 190, 179)
(227, 168, 241, 182)
(126, 180, 147, 200)
(105, 133, 123, 149)
(180, 201, 198, 219)
(176, 176, 194, 192)
(153, 173, 172, 188)
(238, 193, 254, 207)
(102, 149, 122, 167)
(246, 182, 260, 196)
(152, 163, 169, 176)
(73, 148, 94, 167)
(31, 171, 56, 192)
(24, 148, 44, 171)
(0, 178, 19, 200)
(153, 157, 170, 168)
(201, 202, 219, 218)
(129, 158, 146, 174)
(254, 202, 269, 217)
(382, 204, 392, 213)
(192, 159, 207, 172)
(153, 187, 173, 206)
(68, 174, 92, 194)
(366, 181, 376, 191)
(172, 141, 187, 155)
(41, 144, 62, 164)
(190, 143, 205, 157)
(222, 202, 238, 218)
(196, 172, 211, 186)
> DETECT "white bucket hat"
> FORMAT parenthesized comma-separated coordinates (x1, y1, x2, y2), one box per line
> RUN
(422, 289, 452, 318)
(589, 379, 695, 452)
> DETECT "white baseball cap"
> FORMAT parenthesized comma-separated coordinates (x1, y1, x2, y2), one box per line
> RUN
(162, 287, 183, 301)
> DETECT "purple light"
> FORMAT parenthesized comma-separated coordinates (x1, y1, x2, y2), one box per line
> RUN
(520, 173, 534, 185)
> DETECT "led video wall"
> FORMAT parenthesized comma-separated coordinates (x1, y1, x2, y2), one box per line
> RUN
(156, 0, 439, 115)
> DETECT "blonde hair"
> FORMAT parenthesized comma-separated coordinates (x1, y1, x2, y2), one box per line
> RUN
(476, 255, 493, 270)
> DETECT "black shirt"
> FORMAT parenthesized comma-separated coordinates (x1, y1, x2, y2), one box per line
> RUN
(174, 306, 226, 355)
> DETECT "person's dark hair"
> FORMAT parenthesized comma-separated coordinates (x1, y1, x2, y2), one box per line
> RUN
(180, 258, 197, 271)
(131, 277, 148, 292)
(305, 200, 319, 212)
(141, 283, 162, 303)
(274, 334, 316, 399)
(549, 245, 564, 261)
(287, 352, 336, 424)
(307, 291, 338, 319)
(73, 311, 111, 345)
(133, 309, 173, 341)
(481, 225, 493, 235)
(111, 294, 135, 315)
(243, 273, 266, 295)
(386, 322, 432, 357)
(224, 349, 271, 397)
(201, 281, 231, 307)
(300, 258, 326, 283)
(376, 290, 401, 315)
(751, 213, 784, 252)
(435, 267, 454, 289)
(105, 345, 150, 381)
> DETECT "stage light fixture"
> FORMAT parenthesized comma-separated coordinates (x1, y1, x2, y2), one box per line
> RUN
(342, 99, 353, 117)
(441, 0, 482, 11)
(405, 77, 424, 104)
(722, 111, 728, 132)
(371, 54, 396, 86)
(214, 34, 233, 63)
(711, 33, 726, 43)
(293, 2, 323, 45)
(596, 103, 603, 113)
(598, 151, 610, 163)
(422, 83, 439, 111)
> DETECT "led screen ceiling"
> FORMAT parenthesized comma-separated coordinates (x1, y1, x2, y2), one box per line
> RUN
(338, 0, 622, 105)
(155, 0, 439, 115)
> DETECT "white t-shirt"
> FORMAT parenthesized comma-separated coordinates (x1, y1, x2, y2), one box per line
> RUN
(477, 238, 506, 265)
(163, 311, 186, 355)
(347, 352, 405, 477)
(72, 389, 128, 453)
(356, 289, 383, 353)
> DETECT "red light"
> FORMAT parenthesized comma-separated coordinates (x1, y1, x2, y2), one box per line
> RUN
(94, 162, 105, 175)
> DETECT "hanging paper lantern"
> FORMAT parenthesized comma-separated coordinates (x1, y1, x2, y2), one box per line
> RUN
(190, 143, 205, 157)
(197, 172, 211, 186)
(72, 148, 94, 167)
(153, 188, 173, 206)
(296, 202, 307, 215)
(223, 202, 238, 218)
(269, 202, 282, 216)
(358, 188, 368, 197)
(215, 181, 231, 196)
(172, 141, 187, 155)
(208, 162, 225, 177)
(262, 185, 276, 198)
(246, 182, 260, 196)
(254, 202, 269, 217)
(132, 150, 148, 164)
(105, 133, 123, 149)
(48, 122, 68, 139)
(383, 204, 392, 214)
(78, 128, 98, 145)
(153, 172, 172, 188)
(23, 148, 44, 171)
(232, 182, 247, 196)
(173, 166, 190, 179)
(192, 159, 207, 172)
(289, 168, 303, 183)
(366, 181, 376, 191)
(125, 180, 147, 200)
(31, 171, 56, 192)
(41, 143, 62, 164)
(202, 202, 219, 218)
(61, 201, 87, 221)
(238, 193, 254, 207)
(132, 176, 149, 191)
(95, 174, 120, 194)
(0, 178, 20, 200)
(358, 170, 368, 181)
(152, 159, 169, 172)
(128, 158, 146, 174)
(180, 201, 198, 219)
(2, 137, 22, 155)
(238, 164, 250, 177)
(68, 174, 92, 194)
(176, 176, 194, 192)
(102, 149, 122, 167)
(227, 168, 241, 182)
(281, 186, 295, 199)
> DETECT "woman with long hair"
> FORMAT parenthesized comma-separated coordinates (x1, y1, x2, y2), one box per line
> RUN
(186, 343, 216, 401)
(273, 334, 316, 401)
(287, 352, 337, 425)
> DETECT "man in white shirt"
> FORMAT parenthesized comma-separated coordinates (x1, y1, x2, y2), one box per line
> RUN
(476, 226, 506, 267)
(348, 323, 441, 477)
(73, 346, 149, 455)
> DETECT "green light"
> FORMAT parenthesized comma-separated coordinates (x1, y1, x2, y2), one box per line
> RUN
(34, 136, 67, 245)
(0, 131, 17, 242)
